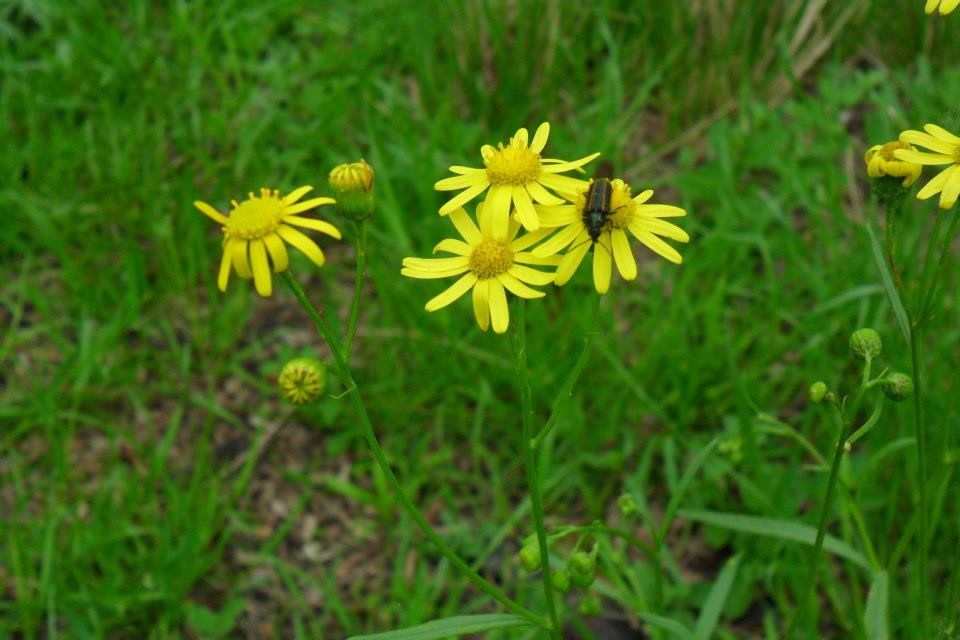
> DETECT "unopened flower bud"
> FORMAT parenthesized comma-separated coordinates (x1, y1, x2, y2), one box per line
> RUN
(518, 542, 541, 572)
(849, 328, 882, 361)
(882, 372, 914, 401)
(617, 493, 637, 517)
(808, 381, 828, 404)
(278, 357, 326, 405)
(551, 569, 571, 593)
(568, 550, 597, 589)
(329, 160, 375, 220)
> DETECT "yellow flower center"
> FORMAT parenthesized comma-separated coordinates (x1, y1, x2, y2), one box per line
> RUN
(878, 140, 912, 162)
(469, 239, 514, 279)
(484, 144, 542, 186)
(225, 189, 283, 240)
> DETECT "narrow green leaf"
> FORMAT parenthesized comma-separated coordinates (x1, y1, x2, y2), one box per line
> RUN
(865, 223, 910, 344)
(693, 554, 742, 640)
(659, 438, 720, 541)
(347, 614, 532, 640)
(637, 612, 695, 639)
(678, 509, 870, 570)
(864, 571, 889, 640)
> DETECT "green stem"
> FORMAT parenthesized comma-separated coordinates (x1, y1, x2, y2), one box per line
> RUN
(909, 327, 930, 636)
(512, 301, 561, 638)
(344, 220, 368, 361)
(280, 270, 548, 629)
(529, 295, 602, 449)
(918, 212, 960, 323)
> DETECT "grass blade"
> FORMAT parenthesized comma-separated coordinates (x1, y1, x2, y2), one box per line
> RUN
(678, 509, 870, 570)
(865, 222, 911, 344)
(347, 614, 532, 640)
(864, 570, 889, 640)
(693, 554, 742, 640)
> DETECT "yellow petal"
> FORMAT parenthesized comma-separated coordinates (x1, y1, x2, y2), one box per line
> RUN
(554, 240, 591, 286)
(472, 278, 490, 331)
(638, 204, 686, 218)
(530, 122, 550, 154)
(592, 234, 612, 294)
(282, 185, 314, 206)
(633, 189, 654, 205)
(939, 166, 960, 209)
(532, 223, 582, 258)
(610, 228, 637, 281)
(447, 207, 483, 244)
(433, 239, 473, 255)
(217, 244, 232, 291)
(924, 123, 960, 143)
(448, 166, 485, 175)
(425, 272, 478, 311)
(250, 239, 272, 297)
(488, 278, 509, 334)
(510, 227, 554, 252)
(402, 256, 470, 271)
(435, 173, 488, 191)
(917, 166, 955, 200)
(401, 266, 470, 279)
(634, 217, 690, 242)
(264, 233, 289, 271)
(525, 180, 565, 206)
(194, 200, 229, 224)
(498, 272, 545, 299)
(482, 185, 513, 237)
(537, 173, 590, 197)
(893, 149, 954, 166)
(283, 216, 342, 239)
(230, 239, 252, 278)
(512, 185, 539, 231)
(277, 224, 326, 268)
(899, 130, 956, 155)
(439, 181, 490, 216)
(630, 226, 683, 264)
(508, 264, 556, 286)
(512, 127, 529, 147)
(540, 152, 601, 174)
(284, 197, 336, 215)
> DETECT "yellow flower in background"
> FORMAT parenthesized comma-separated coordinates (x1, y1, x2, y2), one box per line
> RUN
(434, 122, 600, 232)
(864, 141, 922, 187)
(532, 178, 688, 294)
(926, 0, 959, 14)
(895, 124, 960, 209)
(401, 205, 559, 334)
(195, 186, 341, 297)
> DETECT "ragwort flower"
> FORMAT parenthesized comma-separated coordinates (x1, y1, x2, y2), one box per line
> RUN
(401, 206, 559, 333)
(195, 186, 341, 297)
(864, 141, 922, 187)
(895, 124, 960, 209)
(532, 178, 688, 294)
(434, 122, 600, 232)
(926, 0, 959, 14)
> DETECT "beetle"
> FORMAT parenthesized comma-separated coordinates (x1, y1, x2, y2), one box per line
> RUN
(583, 178, 614, 244)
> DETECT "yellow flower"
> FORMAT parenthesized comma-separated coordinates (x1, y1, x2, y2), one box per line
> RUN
(434, 122, 600, 232)
(195, 186, 341, 297)
(532, 178, 688, 294)
(926, 0, 959, 14)
(894, 124, 960, 209)
(401, 205, 559, 334)
(864, 141, 922, 187)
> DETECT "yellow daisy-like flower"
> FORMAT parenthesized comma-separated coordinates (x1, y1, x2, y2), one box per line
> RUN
(434, 122, 600, 232)
(894, 124, 960, 209)
(864, 141, 922, 187)
(401, 206, 559, 334)
(926, 0, 959, 14)
(194, 186, 341, 297)
(532, 178, 688, 294)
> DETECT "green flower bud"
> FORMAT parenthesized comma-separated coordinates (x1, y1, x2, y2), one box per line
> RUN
(568, 550, 597, 589)
(329, 160, 375, 220)
(849, 328, 882, 361)
(616, 493, 638, 517)
(518, 543, 541, 572)
(278, 357, 326, 405)
(551, 569, 571, 594)
(578, 592, 602, 617)
(882, 372, 914, 401)
(808, 381, 828, 404)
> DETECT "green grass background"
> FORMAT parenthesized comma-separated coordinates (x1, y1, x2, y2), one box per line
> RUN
(3, 1, 960, 638)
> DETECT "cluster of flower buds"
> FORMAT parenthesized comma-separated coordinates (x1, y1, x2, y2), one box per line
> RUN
(518, 534, 598, 593)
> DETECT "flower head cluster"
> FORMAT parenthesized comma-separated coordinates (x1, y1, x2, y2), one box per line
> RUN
(886, 123, 960, 209)
(406, 123, 689, 331)
(194, 186, 341, 297)
(926, 0, 959, 14)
